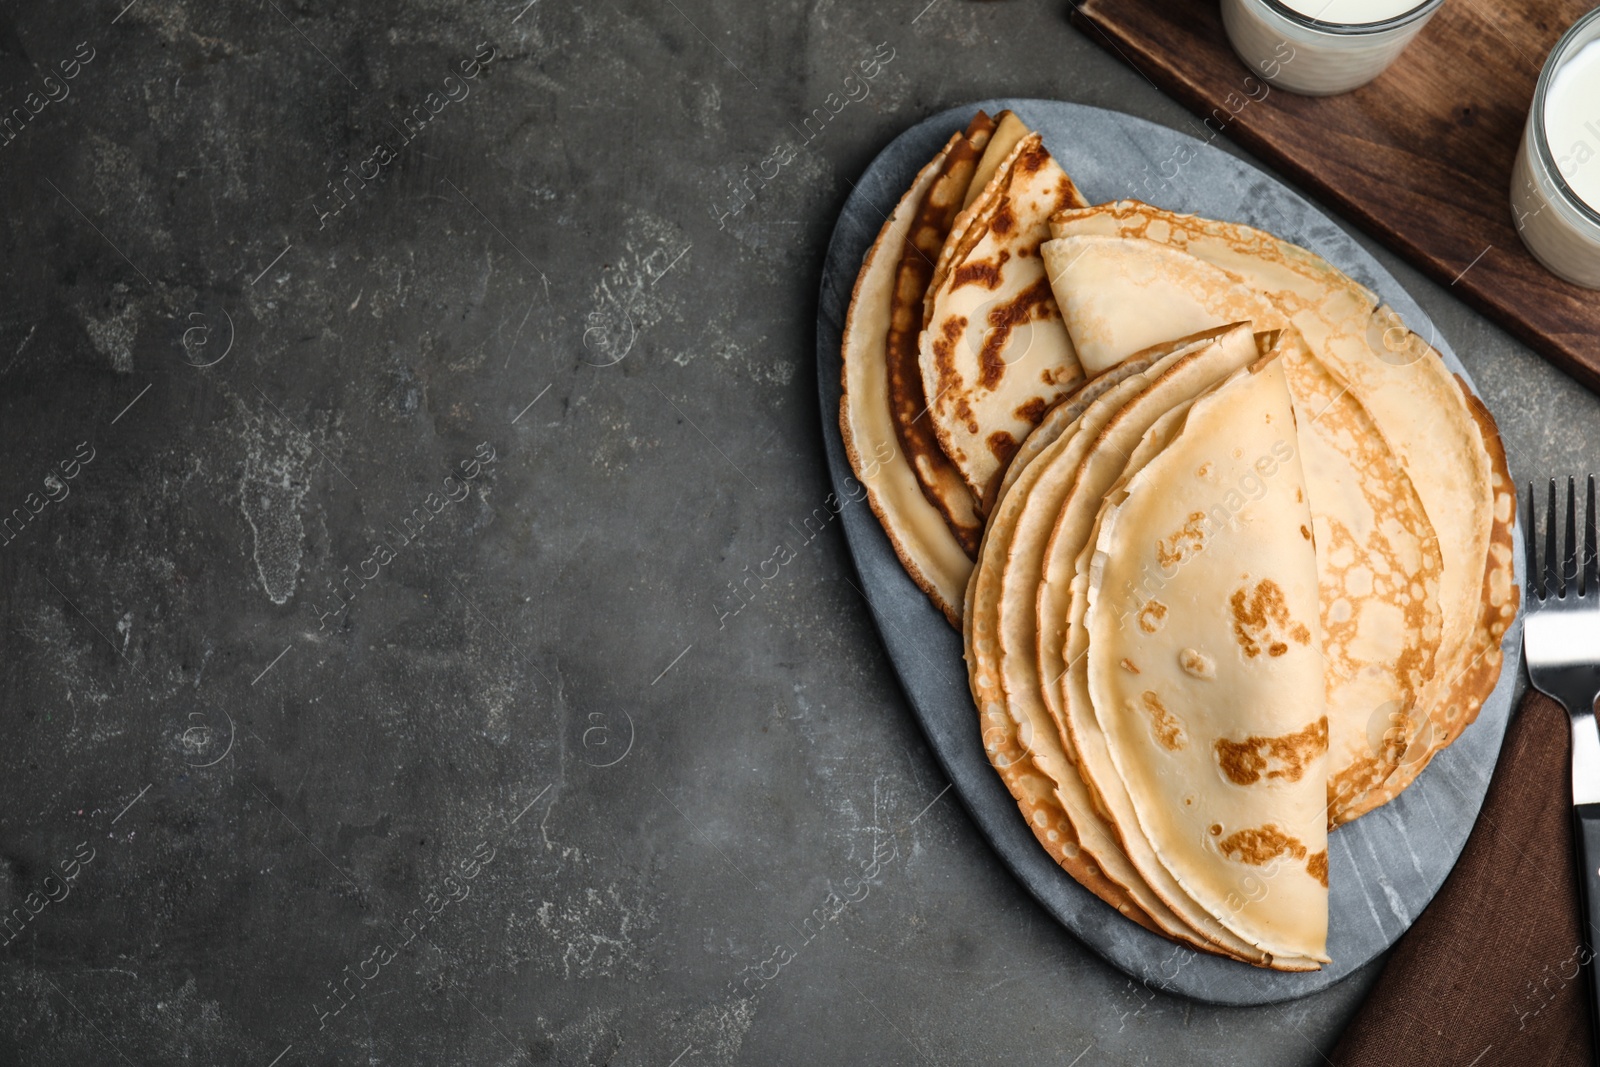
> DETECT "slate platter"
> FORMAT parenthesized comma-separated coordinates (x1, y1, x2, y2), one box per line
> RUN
(814, 99, 1525, 1005)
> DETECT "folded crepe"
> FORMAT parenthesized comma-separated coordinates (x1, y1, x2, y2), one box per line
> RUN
(1032, 324, 1322, 969)
(926, 111, 1033, 320)
(969, 335, 1229, 954)
(839, 131, 976, 626)
(838, 113, 1093, 627)
(919, 130, 1089, 514)
(1084, 352, 1331, 962)
(1048, 202, 1515, 824)
(961, 111, 1030, 212)
(885, 112, 997, 559)
(1279, 332, 1444, 824)
(1039, 233, 1287, 377)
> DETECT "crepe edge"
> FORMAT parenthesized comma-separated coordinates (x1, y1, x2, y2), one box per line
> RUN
(839, 132, 971, 628)
(1350, 371, 1518, 812)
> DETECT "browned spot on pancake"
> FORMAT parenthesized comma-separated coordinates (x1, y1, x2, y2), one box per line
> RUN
(953, 249, 1010, 291)
(1137, 600, 1168, 634)
(1230, 579, 1311, 658)
(1138, 690, 1185, 750)
(1156, 511, 1208, 569)
(990, 198, 1018, 237)
(1214, 716, 1329, 786)
(1300, 524, 1311, 540)
(1295, 487, 1304, 503)
(974, 277, 1057, 390)
(1209, 823, 1223, 836)
(1054, 177, 1085, 210)
(1014, 396, 1048, 427)
(1014, 139, 1050, 175)
(956, 397, 978, 436)
(1120, 658, 1140, 674)
(986, 431, 1018, 466)
(1306, 850, 1329, 887)
(1217, 824, 1307, 866)
(930, 315, 966, 408)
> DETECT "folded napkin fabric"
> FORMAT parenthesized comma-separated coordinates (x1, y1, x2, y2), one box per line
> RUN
(1332, 691, 1593, 1066)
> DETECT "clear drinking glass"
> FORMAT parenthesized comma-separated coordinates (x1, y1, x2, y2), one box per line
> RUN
(1510, 8, 1600, 290)
(1221, 0, 1446, 96)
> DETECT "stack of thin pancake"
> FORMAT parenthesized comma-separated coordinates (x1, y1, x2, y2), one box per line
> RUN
(838, 112, 1518, 969)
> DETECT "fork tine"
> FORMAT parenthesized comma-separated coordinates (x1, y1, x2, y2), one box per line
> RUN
(1585, 475, 1597, 596)
(1527, 482, 1543, 599)
(1566, 476, 1580, 595)
(1547, 479, 1562, 598)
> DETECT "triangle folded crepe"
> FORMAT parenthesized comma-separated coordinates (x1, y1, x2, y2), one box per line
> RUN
(1278, 333, 1444, 823)
(962, 111, 1030, 212)
(839, 131, 976, 626)
(1044, 214, 1510, 827)
(927, 111, 1033, 318)
(1040, 233, 1288, 376)
(974, 325, 1336, 967)
(885, 112, 997, 559)
(966, 349, 1173, 941)
(1025, 324, 1323, 969)
(1043, 234, 1425, 829)
(1083, 351, 1331, 963)
(969, 336, 1208, 949)
(919, 131, 1090, 515)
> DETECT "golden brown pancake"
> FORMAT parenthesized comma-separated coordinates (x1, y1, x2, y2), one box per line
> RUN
(1081, 350, 1330, 964)
(1048, 201, 1516, 824)
(919, 133, 1089, 513)
(885, 112, 995, 559)
(840, 132, 975, 625)
(972, 329, 1306, 964)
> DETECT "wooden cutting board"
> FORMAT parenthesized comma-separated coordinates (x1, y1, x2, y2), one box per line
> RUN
(1069, 0, 1600, 393)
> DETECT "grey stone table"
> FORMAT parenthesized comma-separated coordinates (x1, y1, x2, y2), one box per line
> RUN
(0, 1, 1584, 1064)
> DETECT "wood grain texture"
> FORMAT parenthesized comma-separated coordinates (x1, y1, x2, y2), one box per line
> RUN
(1070, 0, 1600, 393)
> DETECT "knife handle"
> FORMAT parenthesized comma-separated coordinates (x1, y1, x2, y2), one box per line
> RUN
(1571, 802, 1600, 1049)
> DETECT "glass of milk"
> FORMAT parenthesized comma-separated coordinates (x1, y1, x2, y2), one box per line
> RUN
(1221, 0, 1446, 96)
(1511, 8, 1600, 289)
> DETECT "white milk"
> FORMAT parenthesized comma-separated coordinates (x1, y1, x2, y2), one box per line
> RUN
(1544, 40, 1600, 211)
(1513, 22, 1600, 289)
(1278, 0, 1427, 23)
(1221, 0, 1443, 96)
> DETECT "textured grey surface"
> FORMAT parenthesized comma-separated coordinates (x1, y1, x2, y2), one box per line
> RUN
(818, 98, 1522, 1005)
(0, 0, 1578, 1063)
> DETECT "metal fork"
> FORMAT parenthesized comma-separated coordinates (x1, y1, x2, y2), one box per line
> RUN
(1525, 476, 1600, 799)
(1524, 475, 1600, 1044)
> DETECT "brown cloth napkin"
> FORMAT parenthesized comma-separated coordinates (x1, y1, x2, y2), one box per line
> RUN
(1332, 692, 1594, 1066)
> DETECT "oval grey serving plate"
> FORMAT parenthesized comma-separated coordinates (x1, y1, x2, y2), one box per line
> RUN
(815, 99, 1524, 1006)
